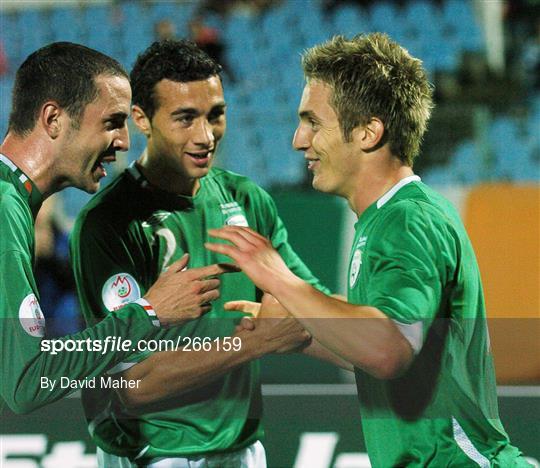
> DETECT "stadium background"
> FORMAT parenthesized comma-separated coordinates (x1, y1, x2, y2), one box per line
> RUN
(0, 0, 538, 466)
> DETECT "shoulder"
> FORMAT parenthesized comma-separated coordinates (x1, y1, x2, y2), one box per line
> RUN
(0, 182, 32, 254)
(207, 167, 273, 203)
(370, 183, 463, 253)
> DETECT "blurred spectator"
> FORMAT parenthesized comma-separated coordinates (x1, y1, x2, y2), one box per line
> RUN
(0, 42, 8, 76)
(155, 19, 177, 41)
(189, 15, 236, 82)
(34, 195, 81, 337)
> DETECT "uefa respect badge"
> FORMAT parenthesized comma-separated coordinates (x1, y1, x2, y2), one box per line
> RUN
(102, 273, 141, 311)
(19, 293, 46, 337)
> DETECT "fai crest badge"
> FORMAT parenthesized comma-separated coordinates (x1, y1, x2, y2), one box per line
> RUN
(102, 273, 141, 311)
(220, 202, 249, 227)
(349, 237, 367, 288)
(19, 293, 46, 337)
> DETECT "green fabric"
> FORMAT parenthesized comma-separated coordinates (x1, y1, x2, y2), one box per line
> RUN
(0, 156, 156, 415)
(347, 179, 529, 467)
(70, 164, 329, 461)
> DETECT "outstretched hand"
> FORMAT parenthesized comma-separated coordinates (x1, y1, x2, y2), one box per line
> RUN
(205, 226, 296, 294)
(144, 254, 240, 327)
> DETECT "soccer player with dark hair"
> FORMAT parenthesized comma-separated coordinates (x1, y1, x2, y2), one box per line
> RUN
(69, 40, 333, 466)
(0, 42, 226, 415)
(208, 33, 531, 466)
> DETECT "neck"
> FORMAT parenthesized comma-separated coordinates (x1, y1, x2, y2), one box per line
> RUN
(0, 132, 58, 199)
(346, 153, 414, 217)
(137, 149, 200, 196)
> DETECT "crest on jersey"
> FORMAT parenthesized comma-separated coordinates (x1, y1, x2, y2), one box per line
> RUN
(102, 273, 141, 311)
(349, 237, 367, 288)
(142, 211, 171, 228)
(19, 293, 46, 337)
(220, 202, 249, 227)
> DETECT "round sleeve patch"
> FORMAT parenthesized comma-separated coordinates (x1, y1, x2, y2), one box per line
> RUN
(19, 293, 46, 337)
(101, 273, 141, 311)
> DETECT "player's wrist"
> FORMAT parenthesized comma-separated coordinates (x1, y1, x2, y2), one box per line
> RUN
(135, 297, 161, 328)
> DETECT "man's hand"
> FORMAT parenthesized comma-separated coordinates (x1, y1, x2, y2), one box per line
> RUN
(228, 294, 311, 354)
(144, 254, 239, 327)
(205, 226, 296, 294)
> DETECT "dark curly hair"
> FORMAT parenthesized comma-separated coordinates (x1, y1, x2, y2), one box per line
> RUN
(130, 40, 222, 120)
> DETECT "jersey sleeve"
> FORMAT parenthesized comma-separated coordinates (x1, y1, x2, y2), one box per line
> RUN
(0, 247, 159, 415)
(253, 186, 331, 295)
(69, 209, 153, 369)
(364, 202, 445, 326)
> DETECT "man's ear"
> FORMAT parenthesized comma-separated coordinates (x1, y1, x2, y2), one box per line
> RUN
(41, 102, 63, 139)
(355, 117, 385, 152)
(132, 105, 151, 137)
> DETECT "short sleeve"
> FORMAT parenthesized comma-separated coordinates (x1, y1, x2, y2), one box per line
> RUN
(365, 202, 443, 325)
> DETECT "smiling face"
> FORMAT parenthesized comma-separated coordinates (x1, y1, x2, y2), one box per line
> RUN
(293, 80, 360, 198)
(60, 74, 131, 193)
(139, 76, 226, 191)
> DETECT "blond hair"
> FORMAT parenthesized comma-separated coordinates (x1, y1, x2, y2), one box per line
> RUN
(302, 33, 434, 166)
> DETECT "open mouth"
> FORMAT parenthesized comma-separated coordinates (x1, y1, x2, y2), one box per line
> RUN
(306, 158, 320, 171)
(186, 150, 213, 167)
(92, 154, 116, 179)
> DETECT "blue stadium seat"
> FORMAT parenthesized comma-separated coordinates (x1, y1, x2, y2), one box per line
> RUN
(17, 9, 49, 61)
(0, 77, 14, 137)
(49, 7, 82, 43)
(451, 140, 484, 184)
(81, 5, 117, 56)
(332, 4, 370, 37)
(369, 2, 404, 41)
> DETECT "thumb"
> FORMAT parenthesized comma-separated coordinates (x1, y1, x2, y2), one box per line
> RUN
(240, 316, 256, 331)
(224, 300, 260, 316)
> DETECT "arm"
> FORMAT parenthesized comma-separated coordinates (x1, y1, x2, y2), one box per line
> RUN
(225, 295, 353, 372)
(113, 310, 310, 408)
(0, 250, 161, 414)
(206, 227, 415, 380)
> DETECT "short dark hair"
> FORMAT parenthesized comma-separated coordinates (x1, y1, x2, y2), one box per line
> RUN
(130, 40, 222, 120)
(9, 42, 128, 136)
(302, 33, 434, 166)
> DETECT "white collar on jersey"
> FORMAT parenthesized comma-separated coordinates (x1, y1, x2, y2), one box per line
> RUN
(376, 175, 421, 209)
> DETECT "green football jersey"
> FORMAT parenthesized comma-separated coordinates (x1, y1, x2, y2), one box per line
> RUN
(347, 176, 528, 467)
(0, 154, 160, 415)
(70, 163, 329, 461)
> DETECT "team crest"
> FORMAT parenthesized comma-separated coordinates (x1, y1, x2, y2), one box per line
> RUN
(19, 293, 46, 337)
(102, 273, 141, 311)
(142, 211, 171, 228)
(349, 237, 367, 288)
(220, 202, 249, 227)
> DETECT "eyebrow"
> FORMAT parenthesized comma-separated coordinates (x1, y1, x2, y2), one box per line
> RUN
(299, 110, 319, 121)
(103, 112, 128, 122)
(171, 102, 227, 117)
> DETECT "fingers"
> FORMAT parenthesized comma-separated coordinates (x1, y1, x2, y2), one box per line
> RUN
(210, 226, 268, 243)
(240, 316, 256, 330)
(224, 300, 261, 317)
(167, 253, 189, 273)
(199, 278, 220, 293)
(191, 262, 240, 279)
(207, 227, 257, 250)
(204, 242, 235, 258)
(200, 288, 220, 305)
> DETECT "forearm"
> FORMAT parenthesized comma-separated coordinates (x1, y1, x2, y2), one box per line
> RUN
(271, 276, 413, 379)
(301, 339, 354, 371)
(2, 303, 157, 414)
(117, 329, 269, 407)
